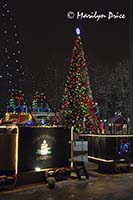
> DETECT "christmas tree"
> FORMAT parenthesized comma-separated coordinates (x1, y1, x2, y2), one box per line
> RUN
(0, 1, 32, 114)
(6, 90, 28, 113)
(60, 28, 103, 134)
(32, 91, 51, 112)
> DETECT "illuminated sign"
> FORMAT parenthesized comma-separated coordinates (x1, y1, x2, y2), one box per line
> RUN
(32, 134, 55, 161)
(36, 139, 51, 156)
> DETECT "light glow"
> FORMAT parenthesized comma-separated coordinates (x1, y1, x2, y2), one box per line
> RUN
(88, 156, 114, 163)
(76, 27, 80, 35)
(35, 167, 41, 172)
(15, 126, 19, 175)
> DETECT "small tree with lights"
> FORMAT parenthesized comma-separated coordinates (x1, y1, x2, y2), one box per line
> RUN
(32, 91, 51, 112)
(60, 28, 103, 134)
(7, 90, 28, 113)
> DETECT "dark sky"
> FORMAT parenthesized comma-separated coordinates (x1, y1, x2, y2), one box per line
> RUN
(9, 0, 129, 72)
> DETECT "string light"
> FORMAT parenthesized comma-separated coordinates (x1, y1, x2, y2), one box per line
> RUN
(0, 1, 26, 107)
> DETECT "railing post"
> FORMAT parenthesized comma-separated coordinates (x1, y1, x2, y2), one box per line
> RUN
(130, 3, 133, 134)
(71, 126, 74, 168)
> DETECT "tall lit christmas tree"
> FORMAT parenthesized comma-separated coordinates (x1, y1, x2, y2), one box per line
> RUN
(0, 1, 31, 114)
(60, 28, 103, 134)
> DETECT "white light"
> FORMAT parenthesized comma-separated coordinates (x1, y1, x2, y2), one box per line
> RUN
(5, 48, 8, 53)
(76, 27, 80, 35)
(35, 167, 41, 171)
(88, 156, 114, 163)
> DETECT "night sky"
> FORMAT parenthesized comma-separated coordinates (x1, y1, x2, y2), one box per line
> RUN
(9, 0, 129, 73)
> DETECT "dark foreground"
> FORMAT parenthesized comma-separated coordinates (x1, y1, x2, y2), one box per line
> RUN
(0, 168, 133, 200)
